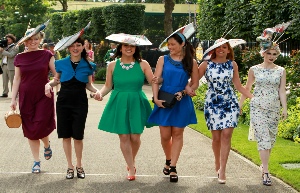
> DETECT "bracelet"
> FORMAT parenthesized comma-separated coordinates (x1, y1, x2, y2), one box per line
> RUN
(181, 90, 186, 96)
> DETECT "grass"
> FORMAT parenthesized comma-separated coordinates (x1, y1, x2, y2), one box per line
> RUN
(189, 110, 300, 191)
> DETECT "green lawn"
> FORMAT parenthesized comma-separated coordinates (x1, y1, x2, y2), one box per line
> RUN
(189, 110, 300, 191)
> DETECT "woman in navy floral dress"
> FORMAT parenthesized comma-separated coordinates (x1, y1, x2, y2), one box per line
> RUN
(198, 38, 252, 184)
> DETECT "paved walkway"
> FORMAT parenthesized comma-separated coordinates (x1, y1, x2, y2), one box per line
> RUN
(0, 78, 298, 192)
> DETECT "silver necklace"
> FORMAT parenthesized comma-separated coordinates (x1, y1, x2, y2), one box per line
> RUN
(120, 61, 135, 70)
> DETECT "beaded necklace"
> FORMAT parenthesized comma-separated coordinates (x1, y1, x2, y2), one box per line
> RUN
(120, 60, 135, 70)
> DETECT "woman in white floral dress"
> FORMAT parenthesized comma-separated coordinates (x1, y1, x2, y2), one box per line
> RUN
(240, 26, 288, 186)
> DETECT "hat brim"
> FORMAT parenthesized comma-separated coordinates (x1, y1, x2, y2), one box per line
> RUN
(202, 39, 246, 60)
(54, 21, 91, 51)
(16, 20, 50, 46)
(158, 23, 195, 51)
(105, 33, 152, 46)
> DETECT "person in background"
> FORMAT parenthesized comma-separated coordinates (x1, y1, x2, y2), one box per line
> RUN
(97, 34, 154, 181)
(46, 27, 99, 179)
(239, 24, 288, 186)
(0, 34, 19, 98)
(197, 38, 253, 184)
(84, 39, 95, 98)
(148, 33, 199, 183)
(104, 42, 117, 65)
(10, 22, 56, 174)
(42, 43, 48, 50)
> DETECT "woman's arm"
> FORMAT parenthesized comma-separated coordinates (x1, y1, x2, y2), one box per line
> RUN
(45, 56, 60, 98)
(279, 69, 288, 119)
(140, 60, 154, 85)
(10, 67, 21, 110)
(86, 75, 99, 93)
(232, 61, 253, 99)
(93, 61, 116, 101)
(152, 56, 165, 107)
(239, 67, 255, 108)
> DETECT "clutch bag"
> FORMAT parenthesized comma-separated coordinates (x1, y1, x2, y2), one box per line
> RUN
(4, 110, 22, 128)
(152, 90, 177, 108)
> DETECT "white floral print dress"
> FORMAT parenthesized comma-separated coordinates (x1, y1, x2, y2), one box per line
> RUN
(250, 65, 284, 150)
(204, 60, 240, 130)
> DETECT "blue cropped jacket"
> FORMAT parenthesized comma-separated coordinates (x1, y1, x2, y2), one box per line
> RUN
(55, 56, 96, 83)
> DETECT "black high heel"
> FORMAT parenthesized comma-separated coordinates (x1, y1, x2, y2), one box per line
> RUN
(169, 166, 178, 182)
(163, 159, 171, 175)
(66, 168, 74, 179)
(76, 167, 85, 179)
(263, 173, 271, 186)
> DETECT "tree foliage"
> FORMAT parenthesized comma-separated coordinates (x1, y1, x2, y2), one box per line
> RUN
(102, 4, 145, 35)
(0, 0, 50, 39)
(198, 0, 300, 41)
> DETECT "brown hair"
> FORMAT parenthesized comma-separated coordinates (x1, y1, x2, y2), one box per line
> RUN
(5, 34, 16, 43)
(210, 42, 235, 61)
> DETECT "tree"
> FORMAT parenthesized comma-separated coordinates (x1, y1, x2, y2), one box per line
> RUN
(164, 0, 175, 37)
(0, 0, 50, 39)
(47, 0, 68, 12)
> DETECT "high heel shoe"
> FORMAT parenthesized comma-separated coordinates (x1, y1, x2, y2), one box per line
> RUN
(263, 173, 272, 186)
(44, 141, 52, 160)
(127, 167, 136, 181)
(163, 159, 171, 175)
(217, 170, 226, 184)
(76, 167, 85, 179)
(169, 166, 178, 182)
(66, 168, 74, 179)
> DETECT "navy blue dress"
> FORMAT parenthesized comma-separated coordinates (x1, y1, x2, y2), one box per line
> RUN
(204, 60, 240, 130)
(148, 55, 197, 128)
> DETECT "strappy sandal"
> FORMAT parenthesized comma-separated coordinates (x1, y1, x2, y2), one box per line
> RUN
(32, 161, 41, 174)
(163, 159, 171, 175)
(66, 168, 74, 179)
(169, 166, 178, 182)
(44, 142, 52, 160)
(263, 173, 272, 186)
(76, 167, 85, 179)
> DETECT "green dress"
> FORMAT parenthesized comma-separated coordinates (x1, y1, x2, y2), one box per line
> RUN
(98, 59, 153, 134)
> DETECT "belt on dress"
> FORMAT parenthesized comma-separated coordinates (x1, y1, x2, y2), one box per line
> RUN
(2, 63, 7, 65)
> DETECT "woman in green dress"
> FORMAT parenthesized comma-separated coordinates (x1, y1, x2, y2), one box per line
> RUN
(96, 34, 153, 181)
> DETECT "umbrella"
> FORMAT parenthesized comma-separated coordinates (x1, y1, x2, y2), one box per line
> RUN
(105, 33, 152, 46)
(54, 21, 91, 51)
(202, 38, 246, 60)
(159, 23, 196, 51)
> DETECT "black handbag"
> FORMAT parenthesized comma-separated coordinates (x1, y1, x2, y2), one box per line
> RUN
(0, 66, 2, 74)
(152, 90, 177, 108)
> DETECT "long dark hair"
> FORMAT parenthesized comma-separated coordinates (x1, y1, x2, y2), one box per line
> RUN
(113, 43, 142, 62)
(72, 37, 93, 69)
(167, 33, 195, 76)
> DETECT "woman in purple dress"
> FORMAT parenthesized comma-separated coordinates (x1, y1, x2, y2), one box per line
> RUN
(10, 22, 57, 173)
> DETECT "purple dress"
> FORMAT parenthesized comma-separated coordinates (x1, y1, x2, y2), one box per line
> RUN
(14, 50, 56, 140)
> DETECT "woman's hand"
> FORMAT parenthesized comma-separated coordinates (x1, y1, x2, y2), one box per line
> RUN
(93, 90, 103, 101)
(152, 76, 163, 84)
(153, 98, 166, 108)
(45, 83, 53, 98)
(185, 86, 196, 97)
(10, 100, 17, 111)
(281, 109, 288, 120)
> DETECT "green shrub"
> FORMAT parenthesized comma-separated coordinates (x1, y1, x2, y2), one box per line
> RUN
(192, 82, 208, 111)
(278, 97, 300, 143)
(95, 67, 106, 81)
